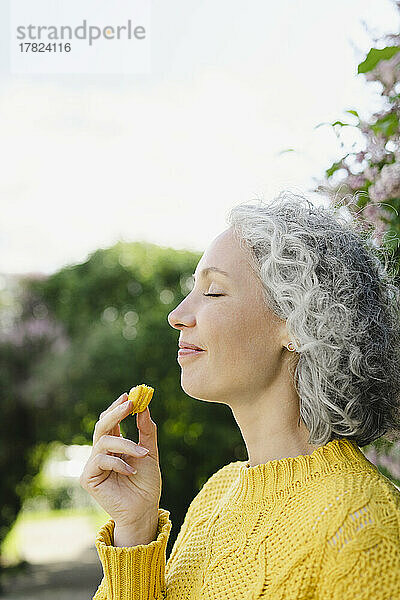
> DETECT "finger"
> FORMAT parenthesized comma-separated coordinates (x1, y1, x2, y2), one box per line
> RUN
(99, 392, 127, 455)
(99, 392, 128, 421)
(93, 398, 133, 447)
(93, 433, 149, 459)
(94, 454, 137, 478)
(110, 422, 121, 438)
(137, 406, 159, 461)
(80, 454, 136, 489)
(111, 421, 121, 439)
(109, 422, 121, 458)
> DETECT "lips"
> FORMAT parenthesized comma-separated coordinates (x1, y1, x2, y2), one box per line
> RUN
(178, 347, 205, 358)
(178, 342, 205, 351)
(177, 341, 206, 360)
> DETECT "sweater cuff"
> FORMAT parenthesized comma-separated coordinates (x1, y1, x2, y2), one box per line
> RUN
(95, 508, 172, 600)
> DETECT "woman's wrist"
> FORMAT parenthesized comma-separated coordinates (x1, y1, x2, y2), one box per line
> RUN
(114, 510, 159, 547)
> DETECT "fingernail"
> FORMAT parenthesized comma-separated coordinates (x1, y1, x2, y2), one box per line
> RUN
(136, 446, 149, 455)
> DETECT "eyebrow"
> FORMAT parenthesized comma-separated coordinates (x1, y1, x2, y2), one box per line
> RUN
(192, 267, 230, 279)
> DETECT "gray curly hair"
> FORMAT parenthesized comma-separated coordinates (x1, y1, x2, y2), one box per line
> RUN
(226, 190, 400, 448)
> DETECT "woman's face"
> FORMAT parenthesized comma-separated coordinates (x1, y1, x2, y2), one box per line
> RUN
(167, 227, 288, 407)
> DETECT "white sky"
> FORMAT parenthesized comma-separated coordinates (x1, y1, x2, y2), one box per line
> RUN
(0, 0, 398, 276)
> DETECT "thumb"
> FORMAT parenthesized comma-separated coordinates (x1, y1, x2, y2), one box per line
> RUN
(137, 406, 159, 460)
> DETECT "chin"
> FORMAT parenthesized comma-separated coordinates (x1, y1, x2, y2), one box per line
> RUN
(180, 375, 229, 406)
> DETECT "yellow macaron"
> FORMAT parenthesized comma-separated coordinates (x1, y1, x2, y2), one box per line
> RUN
(128, 384, 154, 415)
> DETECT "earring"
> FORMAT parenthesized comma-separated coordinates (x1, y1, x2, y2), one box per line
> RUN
(286, 341, 296, 352)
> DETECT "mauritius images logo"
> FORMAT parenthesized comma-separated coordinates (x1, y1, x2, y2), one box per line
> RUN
(16, 19, 146, 46)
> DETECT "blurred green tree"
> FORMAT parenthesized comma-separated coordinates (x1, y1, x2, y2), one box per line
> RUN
(0, 241, 248, 587)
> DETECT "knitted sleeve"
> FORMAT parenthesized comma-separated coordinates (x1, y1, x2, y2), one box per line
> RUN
(91, 462, 239, 599)
(317, 493, 400, 600)
(91, 508, 172, 600)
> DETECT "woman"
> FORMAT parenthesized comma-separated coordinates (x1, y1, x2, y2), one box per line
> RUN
(81, 191, 400, 599)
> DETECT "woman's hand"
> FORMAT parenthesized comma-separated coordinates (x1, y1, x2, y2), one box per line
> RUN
(79, 392, 162, 532)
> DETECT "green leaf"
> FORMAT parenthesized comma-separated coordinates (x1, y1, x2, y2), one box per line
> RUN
(346, 109, 359, 119)
(331, 120, 351, 127)
(326, 160, 344, 178)
(315, 120, 352, 131)
(358, 46, 400, 74)
(370, 112, 399, 138)
(277, 148, 296, 155)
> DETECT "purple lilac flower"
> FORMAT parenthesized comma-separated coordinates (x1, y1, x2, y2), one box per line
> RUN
(347, 174, 367, 189)
(369, 162, 400, 202)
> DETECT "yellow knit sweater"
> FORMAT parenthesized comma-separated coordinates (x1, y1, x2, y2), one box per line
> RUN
(92, 438, 400, 599)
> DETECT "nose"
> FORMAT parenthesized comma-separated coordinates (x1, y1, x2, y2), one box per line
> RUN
(167, 301, 195, 330)
(167, 308, 178, 329)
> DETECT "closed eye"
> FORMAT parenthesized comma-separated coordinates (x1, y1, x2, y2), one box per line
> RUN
(203, 293, 224, 297)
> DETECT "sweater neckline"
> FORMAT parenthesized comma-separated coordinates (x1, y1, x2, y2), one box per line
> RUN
(229, 438, 367, 504)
